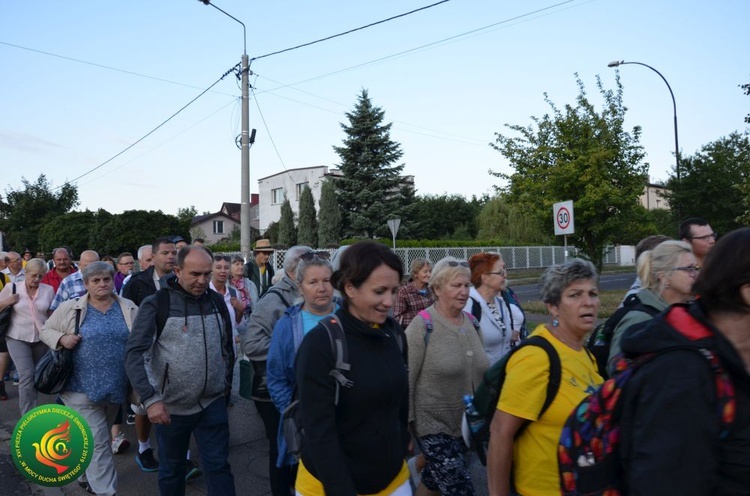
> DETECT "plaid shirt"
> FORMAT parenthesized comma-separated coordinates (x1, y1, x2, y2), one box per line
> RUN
(394, 281, 434, 328)
(50, 271, 86, 311)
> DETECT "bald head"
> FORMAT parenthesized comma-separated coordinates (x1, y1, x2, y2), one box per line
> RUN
(78, 250, 100, 272)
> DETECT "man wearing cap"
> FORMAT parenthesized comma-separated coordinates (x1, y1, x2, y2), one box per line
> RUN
(244, 239, 275, 298)
(21, 250, 32, 268)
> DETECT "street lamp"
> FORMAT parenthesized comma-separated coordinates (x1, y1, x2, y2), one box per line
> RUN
(608, 60, 680, 184)
(199, 1, 252, 260)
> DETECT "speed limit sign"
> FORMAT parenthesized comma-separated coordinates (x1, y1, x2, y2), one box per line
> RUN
(553, 200, 575, 235)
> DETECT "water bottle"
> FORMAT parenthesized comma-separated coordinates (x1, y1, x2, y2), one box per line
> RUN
(463, 395, 484, 434)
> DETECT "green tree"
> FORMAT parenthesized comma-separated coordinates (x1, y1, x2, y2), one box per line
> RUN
(297, 186, 318, 247)
(0, 175, 78, 252)
(277, 200, 297, 247)
(38, 210, 98, 256)
(665, 131, 750, 233)
(334, 89, 409, 238)
(410, 194, 485, 240)
(490, 74, 648, 270)
(318, 179, 342, 247)
(93, 210, 186, 255)
(742, 82, 749, 124)
(476, 194, 551, 244)
(176, 205, 198, 234)
(264, 221, 280, 245)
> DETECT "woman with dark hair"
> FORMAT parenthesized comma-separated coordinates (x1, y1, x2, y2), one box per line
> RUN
(394, 258, 433, 328)
(615, 228, 750, 493)
(487, 259, 602, 496)
(294, 241, 410, 496)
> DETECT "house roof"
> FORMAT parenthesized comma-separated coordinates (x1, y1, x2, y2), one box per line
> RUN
(191, 211, 239, 225)
(257, 165, 331, 182)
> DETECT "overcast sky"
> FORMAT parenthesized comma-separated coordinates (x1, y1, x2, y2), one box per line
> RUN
(2, 0, 748, 216)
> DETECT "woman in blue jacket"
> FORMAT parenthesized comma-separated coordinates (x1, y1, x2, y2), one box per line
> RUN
(267, 252, 339, 473)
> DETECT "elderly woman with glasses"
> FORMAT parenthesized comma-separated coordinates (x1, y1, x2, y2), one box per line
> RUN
(0, 258, 55, 414)
(487, 259, 603, 496)
(405, 256, 489, 496)
(267, 250, 339, 474)
(466, 252, 522, 366)
(606, 240, 697, 376)
(40, 261, 138, 496)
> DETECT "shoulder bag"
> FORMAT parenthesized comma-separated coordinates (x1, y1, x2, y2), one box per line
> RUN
(34, 308, 81, 395)
(0, 283, 16, 337)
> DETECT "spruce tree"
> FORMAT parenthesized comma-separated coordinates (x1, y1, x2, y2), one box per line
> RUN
(334, 89, 408, 238)
(297, 185, 318, 248)
(277, 199, 297, 247)
(318, 179, 342, 247)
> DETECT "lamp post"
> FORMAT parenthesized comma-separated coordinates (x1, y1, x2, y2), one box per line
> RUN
(199, 1, 252, 259)
(608, 60, 680, 184)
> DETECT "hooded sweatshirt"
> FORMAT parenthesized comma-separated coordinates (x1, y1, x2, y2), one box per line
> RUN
(618, 302, 750, 495)
(125, 276, 234, 415)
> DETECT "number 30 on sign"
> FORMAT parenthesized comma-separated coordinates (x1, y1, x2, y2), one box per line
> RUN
(553, 200, 575, 236)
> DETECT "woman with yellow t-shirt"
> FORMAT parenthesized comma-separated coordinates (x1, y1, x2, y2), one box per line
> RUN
(486, 259, 603, 496)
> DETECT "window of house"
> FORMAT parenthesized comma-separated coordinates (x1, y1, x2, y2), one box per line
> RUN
(296, 182, 309, 199)
(272, 188, 285, 204)
(213, 220, 224, 234)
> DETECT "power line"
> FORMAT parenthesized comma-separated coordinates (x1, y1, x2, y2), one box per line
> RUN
(250, 0, 451, 62)
(0, 40, 237, 97)
(58, 63, 241, 189)
(251, 88, 297, 184)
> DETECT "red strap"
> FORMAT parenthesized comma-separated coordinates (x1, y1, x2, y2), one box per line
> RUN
(665, 306, 712, 340)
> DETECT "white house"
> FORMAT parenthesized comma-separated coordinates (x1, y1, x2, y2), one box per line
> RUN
(257, 166, 342, 232)
(639, 182, 670, 210)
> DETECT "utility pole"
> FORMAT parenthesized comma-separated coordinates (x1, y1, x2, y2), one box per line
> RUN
(199, 0, 252, 259)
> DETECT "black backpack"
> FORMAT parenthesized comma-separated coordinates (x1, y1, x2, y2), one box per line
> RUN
(585, 293, 660, 379)
(281, 316, 404, 460)
(465, 336, 561, 465)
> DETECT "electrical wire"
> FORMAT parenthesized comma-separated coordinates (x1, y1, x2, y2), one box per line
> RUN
(0, 40, 236, 98)
(251, 88, 297, 184)
(250, 0, 450, 62)
(58, 63, 240, 189)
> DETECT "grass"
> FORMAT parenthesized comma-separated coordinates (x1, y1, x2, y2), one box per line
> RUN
(522, 289, 627, 319)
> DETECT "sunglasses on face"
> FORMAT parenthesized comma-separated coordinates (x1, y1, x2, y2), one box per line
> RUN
(299, 250, 331, 262)
(446, 261, 470, 268)
(214, 255, 231, 262)
(690, 232, 717, 241)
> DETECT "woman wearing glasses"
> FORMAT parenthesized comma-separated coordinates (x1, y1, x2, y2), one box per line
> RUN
(294, 241, 410, 496)
(267, 250, 338, 475)
(405, 257, 489, 496)
(466, 252, 520, 366)
(606, 240, 698, 375)
(211, 255, 245, 356)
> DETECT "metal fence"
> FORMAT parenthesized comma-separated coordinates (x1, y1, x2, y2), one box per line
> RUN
(222, 245, 622, 273)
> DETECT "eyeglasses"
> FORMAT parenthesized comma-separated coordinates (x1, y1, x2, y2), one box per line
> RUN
(118, 261, 134, 266)
(672, 265, 701, 276)
(486, 269, 507, 276)
(446, 261, 470, 268)
(690, 232, 717, 241)
(299, 250, 331, 262)
(214, 255, 231, 262)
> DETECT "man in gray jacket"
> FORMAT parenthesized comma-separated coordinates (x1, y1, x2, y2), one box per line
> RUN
(126, 245, 236, 496)
(242, 245, 310, 496)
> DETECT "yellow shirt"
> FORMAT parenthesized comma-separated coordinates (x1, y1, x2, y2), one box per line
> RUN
(296, 458, 409, 496)
(498, 325, 602, 496)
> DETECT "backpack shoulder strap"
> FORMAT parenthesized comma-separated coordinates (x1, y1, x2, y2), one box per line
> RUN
(264, 287, 291, 308)
(521, 335, 562, 420)
(470, 296, 482, 322)
(155, 288, 171, 341)
(418, 309, 433, 346)
(463, 310, 482, 333)
(318, 316, 353, 405)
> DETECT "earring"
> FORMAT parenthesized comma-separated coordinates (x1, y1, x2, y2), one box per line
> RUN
(552, 317, 559, 327)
